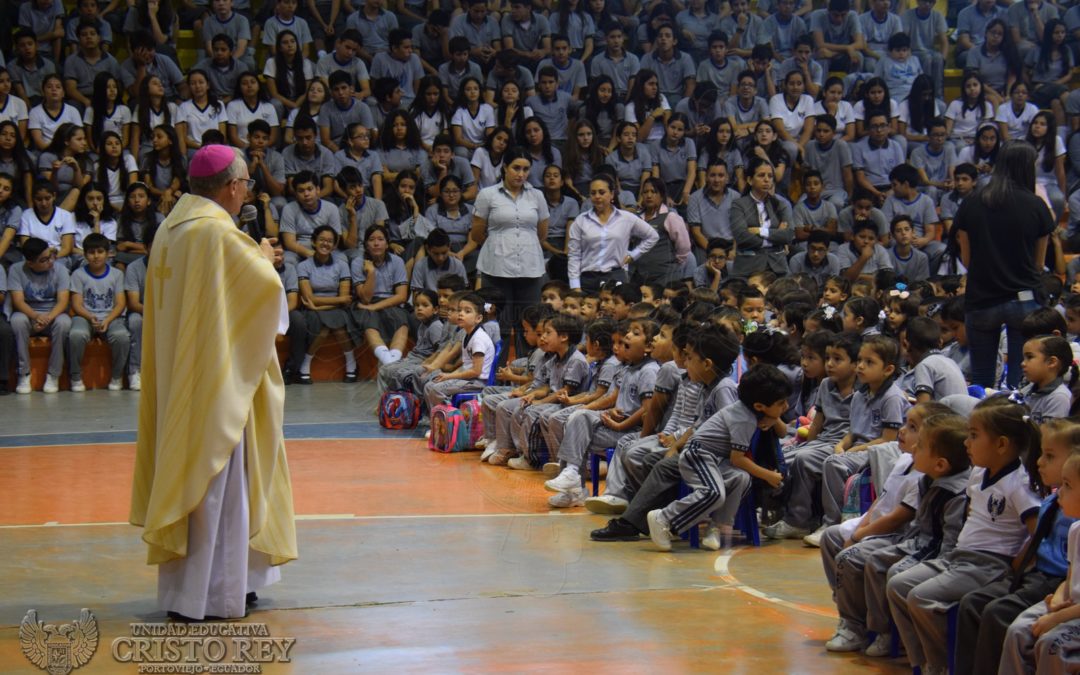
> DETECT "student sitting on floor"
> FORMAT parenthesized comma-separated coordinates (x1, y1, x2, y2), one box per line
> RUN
(423, 292, 497, 411)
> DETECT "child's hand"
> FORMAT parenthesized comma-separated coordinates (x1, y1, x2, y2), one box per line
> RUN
(658, 433, 674, 448)
(764, 470, 783, 489)
(1032, 612, 1063, 638)
(556, 391, 570, 404)
(1048, 595, 1074, 613)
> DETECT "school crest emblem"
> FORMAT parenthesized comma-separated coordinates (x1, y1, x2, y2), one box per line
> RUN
(20, 609, 99, 675)
(986, 495, 1007, 522)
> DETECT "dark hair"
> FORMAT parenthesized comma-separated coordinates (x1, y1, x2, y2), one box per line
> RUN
(89, 72, 122, 149)
(828, 331, 862, 361)
(1037, 19, 1072, 78)
(983, 18, 1022, 79)
(45, 123, 92, 175)
(550, 313, 585, 345)
(186, 69, 224, 116)
(448, 36, 470, 54)
(211, 33, 235, 50)
(292, 169, 318, 190)
(411, 75, 451, 125)
(973, 123, 1002, 165)
(436, 274, 467, 291)
(21, 237, 49, 261)
(612, 283, 643, 305)
(384, 170, 423, 224)
(628, 68, 662, 120)
(118, 182, 152, 244)
(689, 324, 741, 378)
(845, 296, 881, 329)
(743, 329, 800, 366)
(862, 334, 901, 368)
(273, 30, 306, 100)
(887, 32, 911, 51)
(74, 183, 117, 224)
(970, 397, 1045, 494)
(425, 227, 451, 248)
(921, 413, 972, 473)
(1022, 307, 1068, 339)
(95, 131, 132, 195)
(1026, 111, 1059, 174)
(82, 232, 111, 253)
(1028, 335, 1080, 383)
(586, 318, 616, 355)
(518, 116, 556, 164)
(903, 316, 941, 354)
(136, 75, 172, 135)
(328, 69, 354, 90)
(0, 121, 31, 177)
(380, 110, 423, 152)
(859, 77, 893, 122)
(738, 363, 794, 409)
(983, 140, 1037, 208)
(888, 163, 919, 188)
(953, 162, 978, 182)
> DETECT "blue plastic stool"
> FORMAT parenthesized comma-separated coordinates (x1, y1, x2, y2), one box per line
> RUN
(451, 341, 503, 407)
(589, 447, 616, 496)
(910, 605, 958, 675)
(734, 489, 761, 547)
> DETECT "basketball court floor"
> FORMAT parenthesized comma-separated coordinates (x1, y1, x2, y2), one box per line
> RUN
(0, 384, 909, 673)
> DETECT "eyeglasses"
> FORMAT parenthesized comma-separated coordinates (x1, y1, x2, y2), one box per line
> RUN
(869, 123, 889, 130)
(234, 178, 256, 190)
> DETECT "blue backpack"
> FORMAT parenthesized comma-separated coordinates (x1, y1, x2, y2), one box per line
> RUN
(428, 404, 472, 453)
(841, 466, 877, 521)
(379, 391, 421, 430)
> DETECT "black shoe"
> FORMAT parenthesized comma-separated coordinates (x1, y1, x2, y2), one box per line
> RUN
(590, 518, 642, 541)
(297, 373, 312, 385)
(344, 371, 357, 383)
(282, 367, 294, 384)
(246, 592, 258, 607)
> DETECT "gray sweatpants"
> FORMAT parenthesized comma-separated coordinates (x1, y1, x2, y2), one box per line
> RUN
(822, 450, 870, 527)
(11, 312, 71, 377)
(69, 316, 131, 380)
(127, 312, 142, 374)
(887, 549, 1011, 669)
(480, 387, 513, 440)
(1000, 602, 1080, 675)
(377, 353, 425, 395)
(540, 403, 582, 454)
(783, 439, 835, 529)
(834, 535, 905, 634)
(484, 394, 519, 450)
(557, 408, 635, 471)
(820, 523, 849, 591)
(659, 444, 751, 535)
(424, 377, 484, 410)
(609, 433, 667, 500)
(512, 402, 560, 464)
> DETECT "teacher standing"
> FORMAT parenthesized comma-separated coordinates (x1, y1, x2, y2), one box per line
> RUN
(461, 147, 549, 353)
(567, 175, 660, 293)
(954, 141, 1054, 388)
(729, 156, 794, 278)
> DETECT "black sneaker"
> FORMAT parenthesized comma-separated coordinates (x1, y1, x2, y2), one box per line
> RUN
(590, 518, 642, 541)
(246, 592, 258, 607)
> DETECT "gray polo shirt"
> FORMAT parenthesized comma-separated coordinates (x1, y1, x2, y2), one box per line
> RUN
(614, 357, 660, 413)
(63, 53, 123, 99)
(1021, 379, 1072, 425)
(723, 96, 770, 127)
(902, 7, 947, 52)
(535, 58, 587, 96)
(411, 316, 444, 359)
(604, 144, 655, 195)
(277, 262, 299, 294)
(409, 254, 468, 292)
(193, 57, 245, 100)
(438, 61, 483, 101)
(546, 195, 580, 243)
(346, 9, 398, 54)
(334, 148, 382, 189)
(590, 51, 641, 98)
(803, 139, 853, 196)
(9, 57, 57, 101)
(350, 252, 407, 299)
(957, 4, 1006, 49)
(262, 15, 314, 48)
(380, 146, 427, 175)
(687, 188, 740, 239)
(850, 381, 910, 444)
(838, 205, 889, 238)
(202, 11, 252, 51)
(594, 354, 622, 392)
(889, 246, 930, 281)
(909, 144, 956, 186)
(297, 256, 351, 296)
(120, 55, 184, 99)
(834, 242, 894, 275)
(501, 12, 551, 52)
(370, 52, 424, 107)
(8, 261, 69, 313)
(813, 378, 854, 443)
(788, 251, 841, 286)
(449, 14, 501, 49)
(686, 399, 759, 460)
(70, 265, 124, 320)
(882, 193, 938, 238)
(793, 199, 838, 231)
(282, 144, 339, 180)
(124, 257, 147, 305)
(485, 65, 536, 96)
(852, 138, 905, 188)
(423, 203, 473, 246)
(650, 138, 697, 185)
(550, 346, 590, 393)
(281, 200, 342, 248)
(640, 50, 696, 103)
(340, 196, 389, 237)
(315, 53, 371, 87)
(246, 147, 285, 195)
(524, 91, 572, 141)
(319, 99, 376, 147)
(900, 351, 967, 401)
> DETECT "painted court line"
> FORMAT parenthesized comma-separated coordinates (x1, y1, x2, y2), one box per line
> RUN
(714, 550, 838, 619)
(0, 512, 590, 530)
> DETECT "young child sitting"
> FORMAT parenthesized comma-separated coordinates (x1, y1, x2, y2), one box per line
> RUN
(9, 237, 71, 394)
(1000, 434, 1080, 675)
(899, 317, 968, 403)
(645, 363, 793, 551)
(888, 398, 1044, 674)
(377, 289, 444, 397)
(1018, 335, 1077, 424)
(68, 233, 130, 391)
(545, 319, 660, 508)
(423, 292, 497, 411)
(823, 406, 970, 655)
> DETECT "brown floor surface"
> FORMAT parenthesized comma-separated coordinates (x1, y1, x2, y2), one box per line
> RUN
(0, 439, 910, 673)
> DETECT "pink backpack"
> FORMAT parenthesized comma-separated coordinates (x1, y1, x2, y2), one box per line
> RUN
(428, 404, 471, 453)
(458, 398, 485, 447)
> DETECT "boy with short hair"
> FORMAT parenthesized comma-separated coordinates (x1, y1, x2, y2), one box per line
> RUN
(590, 24, 639, 100)
(535, 34, 587, 100)
(315, 30, 371, 101)
(410, 228, 466, 294)
(873, 32, 922, 103)
(280, 170, 343, 265)
(908, 118, 956, 202)
(887, 215, 931, 282)
(283, 119, 338, 197)
(421, 134, 478, 202)
(370, 28, 424, 109)
(939, 162, 977, 234)
(607, 284, 642, 321)
(882, 163, 945, 273)
(640, 23, 697, 106)
(17, 0, 64, 62)
(901, 0, 948, 99)
(794, 170, 841, 244)
(438, 37, 482, 107)
(853, 112, 905, 203)
(262, 0, 313, 56)
(9, 237, 71, 394)
(839, 188, 890, 242)
(803, 115, 854, 208)
(64, 0, 113, 50)
(858, 0, 903, 74)
(837, 219, 894, 281)
(693, 237, 734, 291)
(790, 230, 841, 287)
(338, 166, 388, 259)
(812, 0, 865, 72)
(9, 29, 57, 106)
(737, 287, 766, 327)
(525, 66, 572, 148)
(68, 232, 130, 391)
(899, 317, 967, 402)
(62, 19, 122, 109)
(245, 120, 286, 209)
(501, 0, 552, 69)
(449, 0, 500, 68)
(194, 34, 245, 101)
(541, 280, 569, 311)
(319, 70, 376, 154)
(201, 0, 252, 68)
(762, 0, 809, 61)
(563, 290, 585, 317)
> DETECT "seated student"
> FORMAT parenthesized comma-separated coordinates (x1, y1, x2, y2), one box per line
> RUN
(687, 160, 740, 258)
(350, 224, 410, 367)
(410, 228, 467, 295)
(767, 332, 860, 542)
(280, 170, 343, 265)
(789, 230, 842, 293)
(439, 37, 482, 107)
(314, 30, 371, 101)
(9, 237, 72, 394)
(392, 277, 465, 389)
(852, 111, 906, 204)
(887, 215, 930, 283)
(421, 135, 478, 203)
(724, 70, 771, 140)
(479, 305, 549, 455)
(803, 115, 853, 209)
(938, 163, 977, 238)
(337, 166, 387, 259)
(562, 289, 586, 317)
(639, 283, 665, 306)
(334, 123, 383, 201)
(823, 408, 971, 655)
(196, 35, 245, 102)
(692, 237, 733, 291)
(319, 70, 376, 154)
(269, 241, 307, 386)
(909, 118, 955, 202)
(63, 19, 121, 110)
(68, 232, 130, 392)
(537, 318, 621, 469)
(793, 170, 840, 246)
(588, 323, 740, 517)
(899, 317, 968, 402)
(122, 223, 155, 392)
(820, 335, 910, 527)
(881, 163, 945, 274)
(1017, 335, 1077, 424)
(423, 291, 497, 411)
(283, 118, 338, 198)
(645, 363, 792, 551)
(961, 419, 1078, 674)
(872, 32, 922, 102)
(534, 34, 587, 101)
(376, 289, 444, 396)
(10, 30, 58, 109)
(537, 281, 567, 312)
(836, 219, 894, 282)
(837, 188, 889, 243)
(370, 29, 424, 110)
(1000, 445, 1080, 675)
(296, 225, 356, 384)
(888, 398, 1043, 675)
(546, 318, 661, 507)
(18, 179, 77, 273)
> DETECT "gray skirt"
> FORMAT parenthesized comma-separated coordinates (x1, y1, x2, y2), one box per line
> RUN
(350, 304, 410, 342)
(303, 307, 351, 334)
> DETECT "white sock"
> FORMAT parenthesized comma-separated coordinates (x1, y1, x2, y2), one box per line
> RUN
(388, 349, 402, 362)
(300, 354, 313, 375)
(373, 345, 391, 364)
(344, 351, 357, 371)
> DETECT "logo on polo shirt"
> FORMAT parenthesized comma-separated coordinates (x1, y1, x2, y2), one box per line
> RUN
(986, 494, 1006, 521)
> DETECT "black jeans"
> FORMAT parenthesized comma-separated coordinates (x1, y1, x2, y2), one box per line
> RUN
(481, 273, 544, 361)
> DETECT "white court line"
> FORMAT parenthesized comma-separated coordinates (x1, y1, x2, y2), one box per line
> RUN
(713, 550, 838, 619)
(0, 512, 590, 530)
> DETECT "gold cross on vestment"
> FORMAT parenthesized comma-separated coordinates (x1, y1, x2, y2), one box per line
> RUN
(153, 248, 172, 309)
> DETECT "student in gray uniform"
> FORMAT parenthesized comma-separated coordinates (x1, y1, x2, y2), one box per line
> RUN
(881, 163, 945, 274)
(821, 335, 911, 530)
(378, 289, 444, 396)
(296, 226, 357, 383)
(899, 317, 967, 403)
(646, 364, 793, 551)
(337, 167, 388, 260)
(283, 119, 339, 198)
(315, 31, 371, 97)
(123, 224, 154, 392)
(766, 332, 860, 540)
(790, 231, 841, 289)
(68, 233, 130, 392)
(802, 115, 853, 208)
(350, 224, 411, 367)
(410, 229, 468, 294)
(837, 190, 889, 241)
(546, 318, 660, 507)
(1016, 335, 1077, 424)
(686, 160, 740, 260)
(9, 237, 72, 394)
(507, 315, 591, 470)
(281, 170, 344, 266)
(0, 262, 13, 392)
(481, 306, 549, 464)
(836, 218, 894, 281)
(792, 171, 840, 248)
(887, 215, 930, 283)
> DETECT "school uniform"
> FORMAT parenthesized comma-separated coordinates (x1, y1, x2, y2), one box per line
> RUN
(28, 103, 82, 148)
(346, 9, 397, 54)
(792, 198, 839, 238)
(650, 138, 697, 199)
(590, 51, 641, 100)
(349, 253, 409, 343)
(451, 104, 496, 155)
(834, 241, 894, 277)
(8, 261, 72, 379)
(63, 53, 123, 100)
(802, 139, 853, 208)
(882, 192, 945, 272)
(379, 316, 445, 395)
(18, 207, 76, 267)
(820, 381, 910, 528)
(686, 187, 740, 245)
(120, 54, 184, 100)
(280, 200, 343, 266)
(282, 144, 339, 184)
(995, 101, 1039, 141)
(96, 154, 140, 209)
(314, 53, 370, 89)
(959, 493, 1074, 675)
(423, 325, 496, 410)
(888, 245, 930, 282)
(899, 350, 968, 401)
(763, 17, 810, 60)
(296, 256, 352, 336)
(480, 347, 547, 444)
(501, 11, 551, 65)
(1020, 377, 1073, 424)
(782, 377, 855, 530)
(512, 349, 591, 466)
(852, 137, 905, 191)
(370, 52, 424, 108)
(887, 460, 1042, 671)
(409, 254, 468, 294)
(484, 349, 551, 453)
(176, 100, 227, 149)
(124, 257, 146, 376)
(68, 264, 130, 382)
(723, 96, 770, 130)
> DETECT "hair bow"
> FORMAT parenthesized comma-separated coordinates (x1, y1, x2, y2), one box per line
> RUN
(889, 289, 910, 300)
(822, 305, 837, 320)
(878, 309, 888, 321)
(1007, 390, 1027, 406)
(483, 303, 493, 313)
(1022, 414, 1032, 423)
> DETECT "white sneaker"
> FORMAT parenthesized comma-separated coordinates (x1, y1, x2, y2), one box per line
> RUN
(864, 633, 892, 657)
(70, 378, 86, 392)
(548, 486, 586, 508)
(763, 520, 811, 540)
(825, 621, 866, 652)
(647, 509, 673, 551)
(542, 462, 562, 478)
(803, 525, 828, 548)
(108, 377, 123, 391)
(544, 466, 581, 492)
(701, 525, 733, 551)
(507, 457, 535, 471)
(129, 372, 141, 391)
(43, 375, 59, 394)
(15, 375, 31, 394)
(475, 437, 489, 449)
(584, 494, 628, 515)
(479, 445, 497, 462)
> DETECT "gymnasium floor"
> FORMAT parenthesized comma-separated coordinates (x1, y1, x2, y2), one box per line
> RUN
(0, 384, 909, 673)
